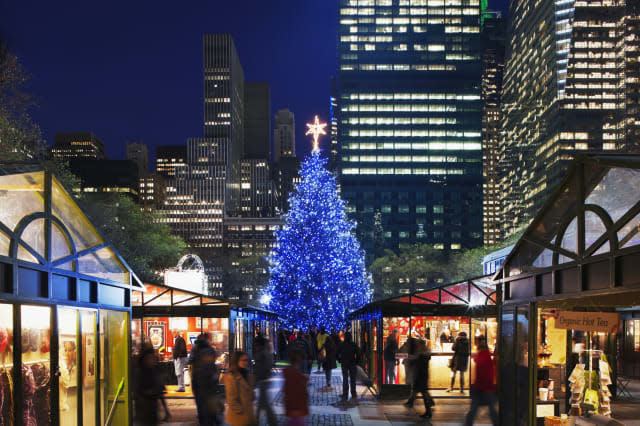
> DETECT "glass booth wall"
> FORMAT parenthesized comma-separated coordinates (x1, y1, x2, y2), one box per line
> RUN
(0, 304, 11, 426)
(22, 305, 51, 426)
(58, 308, 78, 426)
(100, 310, 129, 426)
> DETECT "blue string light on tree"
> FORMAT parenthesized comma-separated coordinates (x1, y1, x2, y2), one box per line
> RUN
(263, 115, 371, 330)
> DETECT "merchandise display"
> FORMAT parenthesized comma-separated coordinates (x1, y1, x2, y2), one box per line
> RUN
(21, 305, 51, 426)
(0, 304, 13, 426)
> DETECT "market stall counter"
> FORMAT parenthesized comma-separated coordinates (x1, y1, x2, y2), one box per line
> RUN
(349, 276, 498, 399)
(132, 283, 278, 386)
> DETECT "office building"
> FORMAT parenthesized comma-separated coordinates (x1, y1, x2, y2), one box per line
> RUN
(222, 216, 283, 301)
(273, 108, 295, 162)
(337, 0, 484, 254)
(272, 157, 301, 212)
(50, 132, 106, 161)
(126, 141, 149, 178)
(244, 82, 271, 159)
(329, 77, 340, 173)
(155, 145, 187, 178)
(69, 159, 139, 199)
(499, 0, 640, 238)
(139, 172, 166, 210)
(240, 159, 277, 218)
(480, 11, 505, 246)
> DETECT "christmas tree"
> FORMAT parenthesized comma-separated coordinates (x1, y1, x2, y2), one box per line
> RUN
(264, 116, 371, 330)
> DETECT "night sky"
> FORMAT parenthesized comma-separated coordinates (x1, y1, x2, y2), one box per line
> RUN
(0, 0, 509, 169)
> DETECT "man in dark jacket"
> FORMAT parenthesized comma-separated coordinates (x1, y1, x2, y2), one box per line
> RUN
(448, 331, 470, 393)
(404, 340, 434, 419)
(291, 331, 312, 374)
(172, 330, 188, 392)
(188, 333, 219, 425)
(254, 334, 277, 426)
(338, 332, 360, 404)
(384, 329, 399, 384)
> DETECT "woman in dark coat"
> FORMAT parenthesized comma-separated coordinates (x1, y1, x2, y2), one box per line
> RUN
(404, 340, 433, 419)
(448, 331, 470, 393)
(322, 335, 338, 387)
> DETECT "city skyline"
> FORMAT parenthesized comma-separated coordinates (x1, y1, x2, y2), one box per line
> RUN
(0, 1, 509, 169)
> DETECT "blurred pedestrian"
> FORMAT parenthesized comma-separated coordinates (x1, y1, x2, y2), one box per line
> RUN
(283, 349, 309, 426)
(224, 351, 256, 426)
(278, 329, 288, 361)
(288, 328, 297, 344)
(338, 331, 360, 404)
(254, 335, 277, 426)
(134, 345, 163, 425)
(404, 340, 434, 419)
(448, 331, 470, 393)
(384, 329, 399, 384)
(464, 337, 498, 425)
(291, 331, 312, 374)
(399, 336, 419, 393)
(316, 327, 328, 372)
(189, 333, 220, 425)
(322, 334, 337, 387)
(173, 330, 188, 392)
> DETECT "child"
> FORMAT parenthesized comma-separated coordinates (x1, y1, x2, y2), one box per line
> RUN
(283, 349, 309, 426)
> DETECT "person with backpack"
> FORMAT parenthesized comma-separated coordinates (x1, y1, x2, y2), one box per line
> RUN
(338, 332, 360, 404)
(448, 331, 470, 393)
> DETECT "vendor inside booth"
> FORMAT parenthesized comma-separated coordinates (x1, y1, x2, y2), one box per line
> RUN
(132, 283, 278, 390)
(0, 165, 143, 426)
(350, 276, 498, 399)
(494, 155, 640, 425)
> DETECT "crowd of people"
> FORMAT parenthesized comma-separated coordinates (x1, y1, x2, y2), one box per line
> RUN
(132, 325, 497, 425)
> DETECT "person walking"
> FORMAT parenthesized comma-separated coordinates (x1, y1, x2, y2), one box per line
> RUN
(189, 333, 220, 426)
(277, 329, 288, 361)
(224, 351, 257, 426)
(384, 329, 399, 384)
(399, 336, 418, 393)
(316, 327, 328, 372)
(338, 331, 360, 404)
(464, 337, 498, 426)
(283, 349, 309, 426)
(322, 334, 337, 387)
(404, 340, 434, 419)
(173, 330, 188, 392)
(291, 331, 312, 374)
(134, 346, 163, 425)
(448, 331, 470, 393)
(253, 335, 277, 426)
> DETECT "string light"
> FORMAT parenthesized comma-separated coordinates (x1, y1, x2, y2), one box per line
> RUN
(305, 115, 327, 152)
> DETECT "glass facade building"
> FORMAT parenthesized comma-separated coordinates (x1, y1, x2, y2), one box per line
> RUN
(337, 0, 484, 255)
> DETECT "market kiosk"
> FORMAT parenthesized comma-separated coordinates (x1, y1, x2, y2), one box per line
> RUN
(494, 155, 640, 425)
(132, 283, 278, 381)
(349, 276, 498, 399)
(0, 165, 143, 426)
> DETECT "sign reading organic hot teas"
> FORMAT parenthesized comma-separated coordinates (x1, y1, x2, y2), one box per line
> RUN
(555, 311, 620, 334)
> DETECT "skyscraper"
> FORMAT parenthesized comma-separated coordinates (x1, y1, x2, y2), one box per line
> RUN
(126, 141, 149, 178)
(329, 77, 340, 173)
(155, 145, 187, 178)
(273, 108, 295, 162)
(244, 82, 271, 159)
(50, 132, 106, 161)
(337, 0, 484, 255)
(480, 11, 505, 246)
(499, 0, 640, 238)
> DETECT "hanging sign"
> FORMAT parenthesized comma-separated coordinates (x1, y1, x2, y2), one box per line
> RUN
(554, 311, 620, 334)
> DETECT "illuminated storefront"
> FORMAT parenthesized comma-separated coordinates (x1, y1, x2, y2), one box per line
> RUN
(0, 165, 142, 425)
(349, 276, 497, 399)
(132, 283, 278, 381)
(494, 155, 640, 425)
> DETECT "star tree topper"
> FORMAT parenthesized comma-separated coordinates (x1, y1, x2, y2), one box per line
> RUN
(305, 115, 327, 151)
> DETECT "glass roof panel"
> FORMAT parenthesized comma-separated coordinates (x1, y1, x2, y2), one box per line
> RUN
(561, 218, 578, 253)
(173, 289, 201, 306)
(440, 290, 467, 305)
(51, 223, 72, 261)
(53, 261, 74, 272)
(51, 177, 103, 251)
(411, 296, 436, 304)
(17, 244, 39, 264)
(0, 230, 9, 257)
(528, 174, 579, 244)
(508, 240, 549, 276)
(0, 171, 44, 233)
(202, 296, 228, 305)
(469, 284, 491, 306)
(142, 284, 171, 305)
(594, 241, 610, 255)
(533, 248, 553, 268)
(585, 167, 640, 223)
(413, 289, 439, 303)
(132, 291, 143, 306)
(585, 211, 607, 251)
(618, 211, 640, 249)
(77, 246, 129, 284)
(445, 282, 469, 302)
(145, 290, 171, 306)
(20, 218, 45, 259)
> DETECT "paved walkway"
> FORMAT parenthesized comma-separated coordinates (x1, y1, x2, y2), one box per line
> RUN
(157, 367, 495, 425)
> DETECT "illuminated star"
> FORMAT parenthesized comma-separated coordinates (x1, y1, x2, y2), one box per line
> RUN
(305, 115, 327, 151)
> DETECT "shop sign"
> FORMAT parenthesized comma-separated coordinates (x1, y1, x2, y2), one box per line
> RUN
(555, 311, 619, 333)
